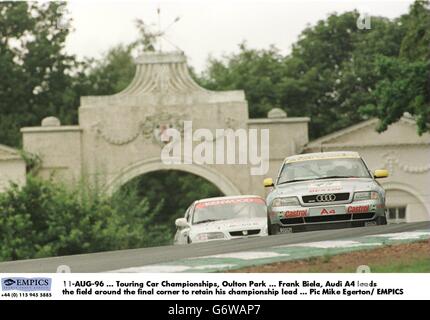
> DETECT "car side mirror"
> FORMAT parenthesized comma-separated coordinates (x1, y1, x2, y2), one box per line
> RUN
(374, 169, 389, 179)
(175, 218, 190, 228)
(263, 178, 274, 187)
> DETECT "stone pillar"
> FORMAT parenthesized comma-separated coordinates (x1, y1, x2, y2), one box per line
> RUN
(246, 108, 310, 195)
(0, 144, 26, 192)
(21, 117, 82, 184)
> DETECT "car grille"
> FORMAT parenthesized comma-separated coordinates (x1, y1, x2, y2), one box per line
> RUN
(229, 229, 260, 237)
(302, 192, 350, 204)
(352, 212, 375, 220)
(280, 212, 375, 225)
(305, 214, 352, 223)
(280, 218, 304, 225)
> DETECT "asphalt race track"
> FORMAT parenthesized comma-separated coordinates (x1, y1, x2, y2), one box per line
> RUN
(0, 221, 429, 273)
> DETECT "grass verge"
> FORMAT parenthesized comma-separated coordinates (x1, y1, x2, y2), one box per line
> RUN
(229, 240, 430, 273)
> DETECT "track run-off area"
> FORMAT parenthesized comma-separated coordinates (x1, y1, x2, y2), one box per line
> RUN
(0, 222, 429, 273)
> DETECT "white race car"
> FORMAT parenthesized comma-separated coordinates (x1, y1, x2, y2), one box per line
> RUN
(173, 195, 268, 244)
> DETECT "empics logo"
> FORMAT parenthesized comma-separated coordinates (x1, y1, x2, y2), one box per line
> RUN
(3, 279, 16, 286)
(1, 277, 52, 292)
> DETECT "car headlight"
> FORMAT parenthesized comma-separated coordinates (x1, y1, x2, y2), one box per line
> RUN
(195, 232, 225, 241)
(271, 196, 300, 207)
(354, 191, 379, 201)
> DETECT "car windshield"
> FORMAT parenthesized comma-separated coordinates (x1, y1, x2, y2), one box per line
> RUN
(277, 158, 371, 184)
(192, 198, 266, 225)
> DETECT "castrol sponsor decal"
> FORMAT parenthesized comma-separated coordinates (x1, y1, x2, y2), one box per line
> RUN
(283, 209, 308, 218)
(347, 205, 370, 214)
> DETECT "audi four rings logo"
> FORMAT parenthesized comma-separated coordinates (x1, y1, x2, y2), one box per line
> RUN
(316, 194, 336, 202)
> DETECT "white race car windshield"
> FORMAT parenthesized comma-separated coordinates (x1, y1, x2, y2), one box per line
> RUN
(278, 158, 371, 184)
(192, 198, 266, 225)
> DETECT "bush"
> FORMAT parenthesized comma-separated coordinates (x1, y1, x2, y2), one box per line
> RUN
(0, 177, 170, 262)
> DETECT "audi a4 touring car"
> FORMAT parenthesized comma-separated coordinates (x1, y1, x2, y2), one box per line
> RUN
(173, 195, 268, 244)
(264, 151, 389, 235)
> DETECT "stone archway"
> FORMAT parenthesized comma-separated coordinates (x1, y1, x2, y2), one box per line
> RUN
(105, 157, 241, 196)
(20, 51, 310, 197)
(381, 181, 430, 223)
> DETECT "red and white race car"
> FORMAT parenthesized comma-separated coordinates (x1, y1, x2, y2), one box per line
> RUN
(174, 195, 268, 244)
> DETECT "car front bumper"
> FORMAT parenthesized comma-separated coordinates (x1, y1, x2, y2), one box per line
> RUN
(269, 200, 385, 232)
(190, 228, 268, 243)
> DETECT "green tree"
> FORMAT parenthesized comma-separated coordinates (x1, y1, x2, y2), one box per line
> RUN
(0, 177, 169, 262)
(399, 0, 430, 61)
(361, 57, 429, 134)
(80, 44, 136, 95)
(198, 12, 404, 138)
(118, 171, 223, 235)
(0, 2, 79, 147)
(334, 16, 405, 129)
(199, 2, 429, 137)
(361, 0, 430, 133)
(199, 43, 287, 118)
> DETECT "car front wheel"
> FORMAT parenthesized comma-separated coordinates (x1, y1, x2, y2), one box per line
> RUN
(268, 224, 280, 235)
(375, 216, 387, 225)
